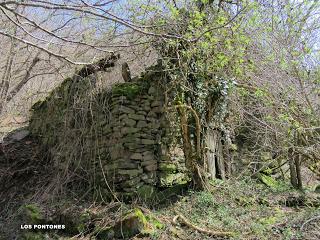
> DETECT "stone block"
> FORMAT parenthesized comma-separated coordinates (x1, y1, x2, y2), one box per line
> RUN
(151, 101, 162, 107)
(119, 105, 135, 114)
(142, 151, 154, 161)
(143, 105, 151, 111)
(118, 168, 143, 178)
(128, 113, 145, 121)
(130, 152, 143, 160)
(121, 134, 139, 143)
(122, 118, 136, 127)
(141, 159, 157, 167)
(152, 107, 162, 113)
(144, 164, 157, 172)
(119, 114, 128, 120)
(137, 111, 147, 115)
(124, 142, 145, 150)
(141, 139, 155, 145)
(136, 120, 147, 128)
(121, 127, 139, 135)
(151, 122, 160, 129)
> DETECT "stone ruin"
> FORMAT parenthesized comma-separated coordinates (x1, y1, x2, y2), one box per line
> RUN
(29, 57, 189, 199)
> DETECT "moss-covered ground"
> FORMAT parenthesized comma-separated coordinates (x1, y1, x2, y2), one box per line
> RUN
(1, 177, 319, 240)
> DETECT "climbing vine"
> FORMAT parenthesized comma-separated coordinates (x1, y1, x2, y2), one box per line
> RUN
(152, 1, 249, 188)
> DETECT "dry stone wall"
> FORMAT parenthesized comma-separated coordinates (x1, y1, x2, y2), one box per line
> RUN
(30, 65, 188, 199)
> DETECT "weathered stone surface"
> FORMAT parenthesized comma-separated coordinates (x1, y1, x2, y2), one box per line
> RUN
(141, 139, 155, 145)
(122, 118, 136, 127)
(141, 160, 157, 167)
(151, 101, 162, 107)
(118, 168, 143, 177)
(95, 208, 149, 239)
(143, 105, 151, 111)
(119, 106, 135, 114)
(139, 133, 154, 139)
(142, 151, 154, 161)
(150, 122, 160, 129)
(128, 113, 145, 121)
(123, 143, 141, 149)
(136, 120, 148, 128)
(137, 111, 147, 115)
(144, 164, 157, 172)
(121, 127, 139, 135)
(152, 107, 162, 113)
(119, 114, 128, 120)
(130, 153, 143, 160)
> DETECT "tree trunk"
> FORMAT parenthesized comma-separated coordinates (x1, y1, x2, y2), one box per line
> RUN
(288, 147, 302, 189)
(295, 154, 303, 190)
(206, 129, 217, 180)
(205, 129, 226, 180)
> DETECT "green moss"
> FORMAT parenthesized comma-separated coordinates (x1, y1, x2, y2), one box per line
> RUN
(112, 208, 147, 238)
(77, 211, 91, 233)
(159, 163, 177, 173)
(132, 208, 148, 226)
(23, 204, 44, 224)
(112, 82, 142, 99)
(259, 216, 277, 226)
(159, 172, 189, 187)
(94, 208, 159, 239)
(257, 173, 280, 190)
(146, 215, 164, 230)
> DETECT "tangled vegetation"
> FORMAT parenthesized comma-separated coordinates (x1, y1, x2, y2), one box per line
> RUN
(0, 0, 319, 239)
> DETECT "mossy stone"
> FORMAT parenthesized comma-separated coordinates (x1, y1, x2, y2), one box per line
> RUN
(257, 173, 280, 190)
(159, 173, 188, 187)
(118, 208, 155, 237)
(159, 163, 177, 173)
